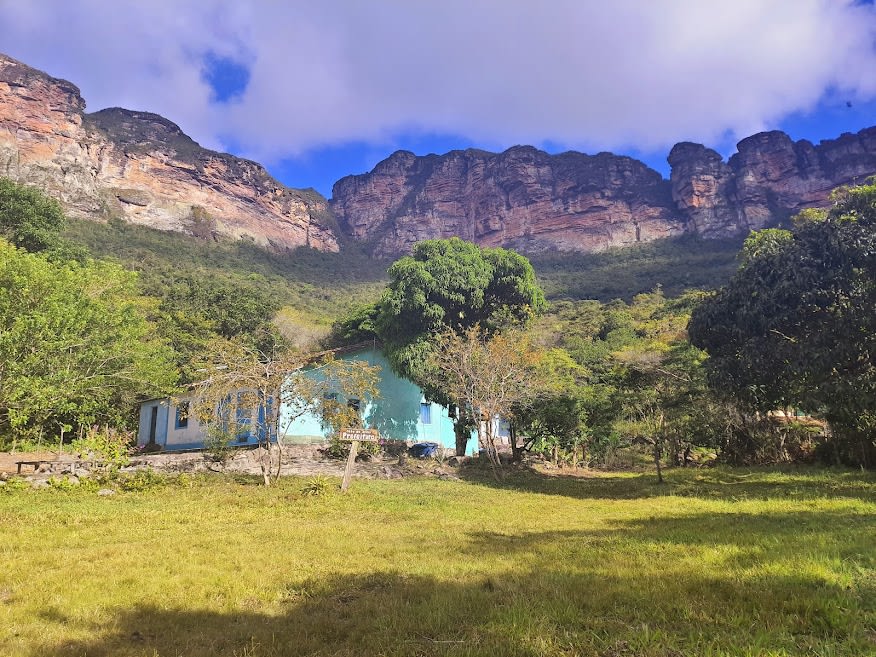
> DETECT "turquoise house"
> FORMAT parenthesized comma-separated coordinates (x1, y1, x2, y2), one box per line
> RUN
(280, 347, 474, 454)
(137, 346, 475, 454)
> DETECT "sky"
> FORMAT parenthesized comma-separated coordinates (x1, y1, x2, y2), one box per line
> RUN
(1, 1, 875, 197)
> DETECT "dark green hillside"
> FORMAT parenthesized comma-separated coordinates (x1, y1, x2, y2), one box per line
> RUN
(64, 218, 391, 329)
(67, 218, 743, 310)
(530, 234, 744, 301)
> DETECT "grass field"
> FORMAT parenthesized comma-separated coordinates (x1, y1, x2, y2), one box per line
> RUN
(1, 467, 874, 656)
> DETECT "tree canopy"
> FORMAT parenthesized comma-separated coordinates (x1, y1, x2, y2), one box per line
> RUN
(369, 238, 546, 453)
(0, 178, 67, 253)
(0, 240, 177, 441)
(689, 182, 876, 465)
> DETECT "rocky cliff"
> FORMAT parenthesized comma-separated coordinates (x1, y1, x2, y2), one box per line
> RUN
(3, 53, 876, 259)
(669, 128, 876, 238)
(0, 54, 338, 252)
(334, 129, 876, 256)
(332, 147, 684, 255)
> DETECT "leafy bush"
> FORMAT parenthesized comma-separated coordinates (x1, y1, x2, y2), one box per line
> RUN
(1, 477, 31, 493)
(116, 468, 165, 492)
(46, 475, 80, 491)
(72, 426, 133, 469)
(203, 427, 235, 463)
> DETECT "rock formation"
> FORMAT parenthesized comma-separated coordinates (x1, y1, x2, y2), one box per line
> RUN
(335, 130, 876, 256)
(3, 52, 876, 259)
(0, 53, 338, 252)
(332, 147, 684, 256)
(670, 128, 876, 238)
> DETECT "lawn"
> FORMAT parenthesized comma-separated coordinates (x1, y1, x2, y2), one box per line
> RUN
(1, 467, 874, 656)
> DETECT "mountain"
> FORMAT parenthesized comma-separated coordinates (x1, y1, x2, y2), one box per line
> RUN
(0, 53, 338, 252)
(333, 129, 876, 257)
(2, 52, 876, 259)
(332, 147, 683, 255)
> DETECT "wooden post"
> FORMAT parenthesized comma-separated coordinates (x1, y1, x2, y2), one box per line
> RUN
(341, 440, 359, 493)
(337, 428, 379, 493)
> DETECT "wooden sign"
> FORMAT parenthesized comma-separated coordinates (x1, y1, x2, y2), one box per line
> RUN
(338, 427, 380, 492)
(339, 428, 380, 443)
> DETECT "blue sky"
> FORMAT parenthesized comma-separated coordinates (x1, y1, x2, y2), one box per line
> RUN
(2, 1, 875, 197)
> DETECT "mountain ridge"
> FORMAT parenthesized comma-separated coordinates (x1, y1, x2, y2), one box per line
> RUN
(2, 52, 876, 258)
(0, 53, 339, 252)
(333, 127, 876, 256)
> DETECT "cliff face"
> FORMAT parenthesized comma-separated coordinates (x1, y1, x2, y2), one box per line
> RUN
(335, 129, 876, 256)
(3, 53, 876, 259)
(0, 54, 338, 252)
(670, 128, 876, 237)
(332, 147, 684, 255)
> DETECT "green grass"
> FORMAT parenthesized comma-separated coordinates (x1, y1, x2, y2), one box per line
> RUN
(1, 466, 874, 656)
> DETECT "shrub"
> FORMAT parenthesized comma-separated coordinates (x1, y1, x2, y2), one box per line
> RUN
(117, 468, 165, 492)
(72, 426, 133, 469)
(203, 427, 234, 463)
(300, 475, 332, 497)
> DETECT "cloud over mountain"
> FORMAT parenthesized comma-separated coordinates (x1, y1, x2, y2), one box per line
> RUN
(2, 0, 875, 162)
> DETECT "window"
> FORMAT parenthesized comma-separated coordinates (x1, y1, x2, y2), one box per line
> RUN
(175, 401, 190, 429)
(347, 398, 361, 413)
(419, 403, 432, 425)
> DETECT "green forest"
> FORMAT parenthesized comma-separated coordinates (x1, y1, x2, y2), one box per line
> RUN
(1, 177, 874, 468)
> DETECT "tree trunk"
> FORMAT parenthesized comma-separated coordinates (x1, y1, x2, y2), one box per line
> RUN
(453, 419, 469, 456)
(654, 442, 663, 483)
(655, 413, 665, 483)
(509, 423, 523, 462)
(259, 440, 272, 487)
(483, 421, 502, 481)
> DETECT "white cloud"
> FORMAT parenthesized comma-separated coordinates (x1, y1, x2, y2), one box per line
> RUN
(1, 0, 874, 161)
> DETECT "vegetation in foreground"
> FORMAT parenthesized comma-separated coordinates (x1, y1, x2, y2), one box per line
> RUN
(1, 467, 874, 657)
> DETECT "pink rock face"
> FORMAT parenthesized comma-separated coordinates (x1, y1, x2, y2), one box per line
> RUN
(3, 53, 875, 259)
(332, 146, 685, 256)
(0, 54, 338, 252)
(335, 127, 876, 257)
(671, 129, 876, 237)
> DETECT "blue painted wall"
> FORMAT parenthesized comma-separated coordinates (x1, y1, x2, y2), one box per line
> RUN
(280, 347, 475, 454)
(139, 347, 476, 454)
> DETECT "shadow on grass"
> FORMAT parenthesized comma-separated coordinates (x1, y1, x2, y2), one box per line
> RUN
(455, 462, 876, 504)
(34, 547, 875, 657)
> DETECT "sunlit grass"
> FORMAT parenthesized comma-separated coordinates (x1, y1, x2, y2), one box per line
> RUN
(1, 467, 874, 656)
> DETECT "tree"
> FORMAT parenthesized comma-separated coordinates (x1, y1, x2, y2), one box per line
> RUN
(428, 326, 542, 477)
(0, 241, 177, 445)
(512, 347, 588, 465)
(0, 178, 67, 253)
(530, 289, 723, 470)
(374, 238, 546, 455)
(147, 274, 284, 382)
(689, 182, 876, 466)
(190, 341, 380, 486)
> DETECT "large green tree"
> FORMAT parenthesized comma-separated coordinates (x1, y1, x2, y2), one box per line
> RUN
(372, 238, 546, 454)
(0, 178, 67, 253)
(689, 182, 876, 466)
(144, 273, 284, 382)
(0, 241, 177, 445)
